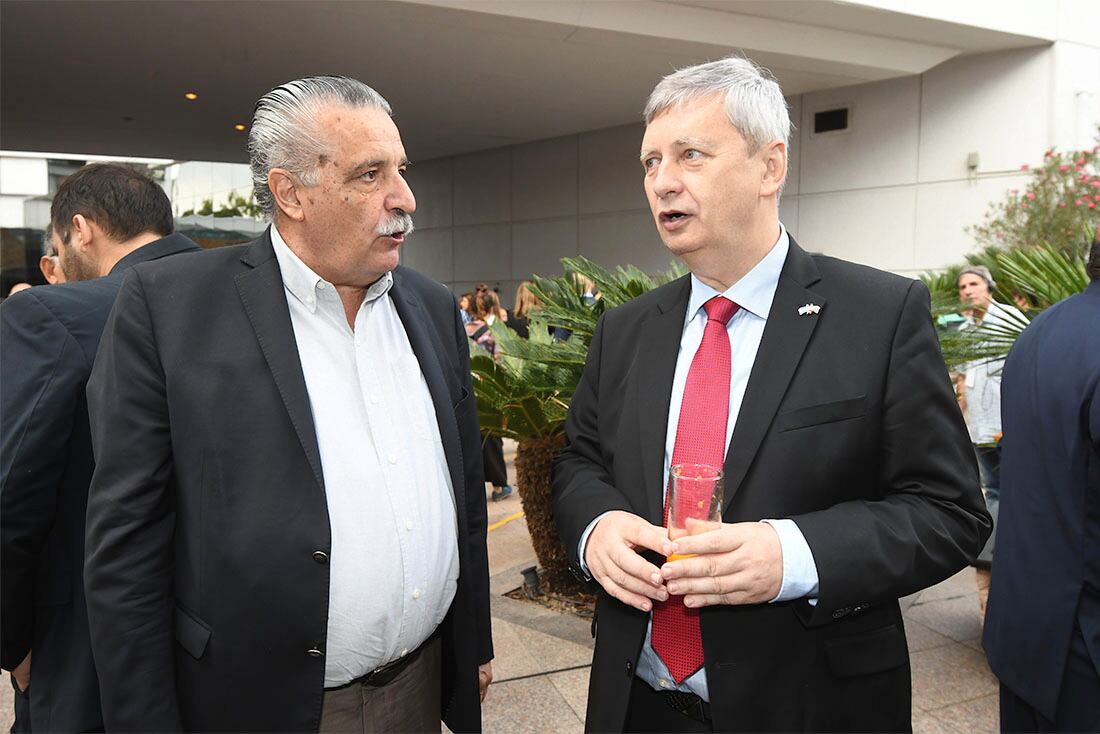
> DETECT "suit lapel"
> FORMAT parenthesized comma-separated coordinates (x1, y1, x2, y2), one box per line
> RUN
(722, 240, 823, 513)
(389, 269, 464, 514)
(636, 276, 692, 524)
(234, 232, 326, 492)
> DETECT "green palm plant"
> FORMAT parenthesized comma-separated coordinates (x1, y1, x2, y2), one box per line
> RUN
(471, 256, 685, 595)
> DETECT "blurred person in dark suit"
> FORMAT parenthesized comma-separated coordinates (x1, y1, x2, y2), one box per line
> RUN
(1, 163, 199, 732)
(83, 76, 492, 733)
(983, 236, 1100, 732)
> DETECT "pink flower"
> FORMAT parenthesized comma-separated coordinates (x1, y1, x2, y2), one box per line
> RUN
(1060, 165, 1070, 171)
(1045, 150, 1054, 158)
(1027, 192, 1035, 200)
(1059, 202, 1067, 208)
(1077, 157, 1085, 164)
(1021, 164, 1030, 170)
(1021, 202, 1028, 209)
(1090, 202, 1097, 209)
(1076, 199, 1084, 205)
(1077, 165, 1084, 171)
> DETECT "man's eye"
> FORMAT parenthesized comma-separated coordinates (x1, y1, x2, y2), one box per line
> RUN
(684, 149, 702, 160)
(643, 157, 659, 170)
(362, 170, 378, 181)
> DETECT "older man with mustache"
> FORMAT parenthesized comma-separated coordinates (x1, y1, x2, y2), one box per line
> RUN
(83, 76, 493, 733)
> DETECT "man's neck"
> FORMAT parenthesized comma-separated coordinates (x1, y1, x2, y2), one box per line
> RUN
(687, 219, 781, 293)
(98, 232, 164, 276)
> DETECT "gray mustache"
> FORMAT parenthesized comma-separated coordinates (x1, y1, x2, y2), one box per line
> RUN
(376, 212, 415, 237)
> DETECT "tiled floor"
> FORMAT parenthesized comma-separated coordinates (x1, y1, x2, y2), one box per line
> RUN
(0, 439, 1001, 732)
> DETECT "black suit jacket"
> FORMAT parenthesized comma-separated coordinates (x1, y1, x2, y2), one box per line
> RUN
(983, 280, 1100, 721)
(0, 234, 200, 731)
(552, 239, 991, 732)
(83, 230, 492, 732)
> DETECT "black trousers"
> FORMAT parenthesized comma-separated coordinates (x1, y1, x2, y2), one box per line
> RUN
(624, 677, 711, 733)
(481, 434, 507, 487)
(1000, 627, 1100, 732)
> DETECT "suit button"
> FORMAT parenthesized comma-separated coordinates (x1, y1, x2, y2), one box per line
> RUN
(625, 660, 633, 677)
(312, 551, 329, 564)
(307, 647, 324, 658)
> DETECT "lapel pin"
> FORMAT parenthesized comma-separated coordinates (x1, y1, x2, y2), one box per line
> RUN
(797, 303, 821, 316)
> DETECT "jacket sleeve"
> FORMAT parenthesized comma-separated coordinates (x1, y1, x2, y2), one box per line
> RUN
(551, 314, 635, 568)
(792, 280, 992, 626)
(83, 269, 182, 731)
(453, 298, 493, 665)
(0, 293, 82, 669)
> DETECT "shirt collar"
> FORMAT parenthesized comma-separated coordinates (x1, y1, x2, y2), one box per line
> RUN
(686, 222, 789, 325)
(270, 224, 393, 314)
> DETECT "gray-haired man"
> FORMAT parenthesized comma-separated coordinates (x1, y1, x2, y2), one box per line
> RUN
(552, 56, 989, 731)
(84, 76, 493, 733)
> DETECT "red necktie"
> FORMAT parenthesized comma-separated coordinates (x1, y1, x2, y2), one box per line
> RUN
(651, 295, 738, 684)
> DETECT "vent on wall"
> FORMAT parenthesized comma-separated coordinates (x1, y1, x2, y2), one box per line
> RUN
(813, 107, 849, 134)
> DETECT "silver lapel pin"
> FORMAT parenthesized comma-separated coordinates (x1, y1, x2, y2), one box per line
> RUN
(797, 303, 821, 316)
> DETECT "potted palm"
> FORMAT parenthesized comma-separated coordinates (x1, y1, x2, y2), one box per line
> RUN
(470, 257, 684, 595)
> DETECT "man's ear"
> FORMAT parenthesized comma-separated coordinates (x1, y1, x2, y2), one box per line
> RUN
(759, 141, 788, 198)
(70, 214, 96, 253)
(269, 169, 306, 222)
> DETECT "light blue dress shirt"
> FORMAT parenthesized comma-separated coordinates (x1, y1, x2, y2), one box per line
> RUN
(578, 224, 820, 701)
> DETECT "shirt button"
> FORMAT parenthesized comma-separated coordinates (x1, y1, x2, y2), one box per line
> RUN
(388, 454, 397, 464)
(412, 588, 421, 600)
(316, 282, 325, 290)
(400, 648, 408, 657)
(312, 550, 329, 564)
(405, 520, 413, 531)
(659, 679, 670, 688)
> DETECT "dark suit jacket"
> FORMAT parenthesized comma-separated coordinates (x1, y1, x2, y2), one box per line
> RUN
(983, 280, 1100, 721)
(0, 234, 200, 732)
(552, 239, 991, 732)
(83, 230, 492, 732)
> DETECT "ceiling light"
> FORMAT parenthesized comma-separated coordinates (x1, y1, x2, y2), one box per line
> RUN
(233, 123, 247, 132)
(184, 92, 199, 101)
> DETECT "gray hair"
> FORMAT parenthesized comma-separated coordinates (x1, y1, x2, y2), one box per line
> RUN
(958, 265, 996, 291)
(248, 75, 392, 218)
(644, 56, 791, 154)
(41, 225, 55, 258)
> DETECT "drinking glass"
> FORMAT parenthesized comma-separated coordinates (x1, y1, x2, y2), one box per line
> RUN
(666, 463, 723, 561)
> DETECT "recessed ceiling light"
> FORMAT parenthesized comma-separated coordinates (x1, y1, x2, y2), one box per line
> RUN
(184, 92, 199, 101)
(233, 123, 247, 132)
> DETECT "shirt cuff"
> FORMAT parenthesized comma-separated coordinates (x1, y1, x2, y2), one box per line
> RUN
(578, 511, 616, 578)
(761, 518, 819, 604)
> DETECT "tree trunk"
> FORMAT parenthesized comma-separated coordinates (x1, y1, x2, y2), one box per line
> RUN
(514, 435, 585, 596)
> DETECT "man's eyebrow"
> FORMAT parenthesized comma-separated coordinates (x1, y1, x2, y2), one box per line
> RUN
(674, 136, 711, 149)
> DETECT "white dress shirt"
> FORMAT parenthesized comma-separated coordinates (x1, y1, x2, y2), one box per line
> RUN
(580, 224, 820, 701)
(271, 225, 459, 687)
(961, 300, 1025, 444)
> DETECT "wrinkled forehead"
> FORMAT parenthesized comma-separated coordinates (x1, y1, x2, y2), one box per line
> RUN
(641, 95, 742, 150)
(317, 102, 405, 161)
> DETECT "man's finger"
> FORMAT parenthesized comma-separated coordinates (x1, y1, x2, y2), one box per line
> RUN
(669, 524, 744, 556)
(622, 517, 675, 556)
(594, 552, 668, 600)
(660, 551, 728, 581)
(601, 575, 660, 612)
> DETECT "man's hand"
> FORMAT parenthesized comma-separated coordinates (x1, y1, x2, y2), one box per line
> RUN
(584, 511, 673, 612)
(12, 650, 30, 693)
(661, 521, 783, 607)
(478, 662, 493, 702)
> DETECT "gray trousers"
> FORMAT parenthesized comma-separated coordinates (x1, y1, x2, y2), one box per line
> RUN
(320, 636, 442, 733)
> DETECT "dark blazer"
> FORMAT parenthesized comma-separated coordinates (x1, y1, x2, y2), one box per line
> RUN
(0, 234, 200, 732)
(983, 280, 1100, 721)
(83, 230, 492, 732)
(552, 238, 991, 732)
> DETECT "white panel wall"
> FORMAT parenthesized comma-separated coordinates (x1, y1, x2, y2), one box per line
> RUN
(0, 196, 26, 228)
(0, 157, 48, 197)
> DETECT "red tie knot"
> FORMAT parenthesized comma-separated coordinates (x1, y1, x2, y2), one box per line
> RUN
(704, 296, 738, 325)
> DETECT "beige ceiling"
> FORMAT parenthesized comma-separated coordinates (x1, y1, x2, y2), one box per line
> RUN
(0, 0, 1049, 163)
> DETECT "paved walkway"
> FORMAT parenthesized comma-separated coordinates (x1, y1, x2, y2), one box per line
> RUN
(1, 440, 1000, 732)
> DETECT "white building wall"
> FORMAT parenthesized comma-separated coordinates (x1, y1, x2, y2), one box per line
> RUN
(408, 38, 1099, 299)
(0, 157, 48, 228)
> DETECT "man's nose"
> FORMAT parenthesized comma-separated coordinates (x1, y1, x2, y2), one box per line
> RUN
(388, 173, 416, 214)
(650, 160, 682, 199)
